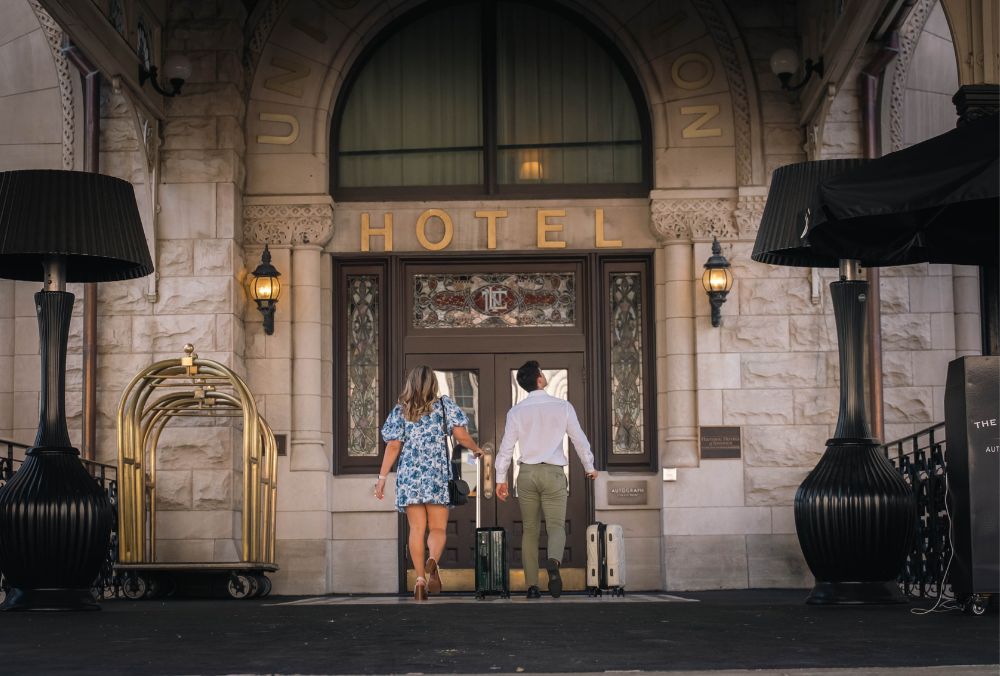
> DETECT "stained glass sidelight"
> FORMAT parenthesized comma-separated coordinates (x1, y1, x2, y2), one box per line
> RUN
(347, 276, 379, 457)
(610, 273, 643, 454)
(412, 273, 575, 328)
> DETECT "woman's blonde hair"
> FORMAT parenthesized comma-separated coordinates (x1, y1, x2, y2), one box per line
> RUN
(399, 365, 439, 422)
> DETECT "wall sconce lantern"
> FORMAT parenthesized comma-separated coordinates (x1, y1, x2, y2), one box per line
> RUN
(138, 53, 192, 97)
(249, 245, 281, 335)
(769, 48, 824, 91)
(702, 237, 734, 327)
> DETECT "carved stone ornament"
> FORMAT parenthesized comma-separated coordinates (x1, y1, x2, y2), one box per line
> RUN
(889, 0, 936, 152)
(651, 198, 737, 242)
(691, 0, 753, 186)
(735, 193, 767, 239)
(244, 0, 292, 84)
(244, 203, 335, 245)
(29, 0, 74, 170)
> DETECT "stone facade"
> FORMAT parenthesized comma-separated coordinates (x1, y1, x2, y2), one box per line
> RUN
(0, 0, 986, 595)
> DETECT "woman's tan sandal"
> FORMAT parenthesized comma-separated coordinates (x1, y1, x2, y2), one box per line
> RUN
(426, 558, 442, 594)
(413, 576, 428, 601)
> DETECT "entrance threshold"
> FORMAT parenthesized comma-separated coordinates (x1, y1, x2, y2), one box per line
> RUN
(267, 593, 697, 606)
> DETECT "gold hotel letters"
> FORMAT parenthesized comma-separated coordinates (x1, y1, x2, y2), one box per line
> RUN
(359, 208, 624, 252)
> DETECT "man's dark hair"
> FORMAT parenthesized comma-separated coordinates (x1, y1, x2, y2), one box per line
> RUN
(516, 360, 542, 393)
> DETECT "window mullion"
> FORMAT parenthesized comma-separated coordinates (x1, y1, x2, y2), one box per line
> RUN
(482, 0, 498, 195)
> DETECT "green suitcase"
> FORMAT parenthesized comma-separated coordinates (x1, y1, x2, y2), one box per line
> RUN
(475, 527, 509, 599)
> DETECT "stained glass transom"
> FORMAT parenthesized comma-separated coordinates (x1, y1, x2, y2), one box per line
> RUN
(610, 273, 643, 455)
(347, 275, 379, 457)
(412, 273, 575, 328)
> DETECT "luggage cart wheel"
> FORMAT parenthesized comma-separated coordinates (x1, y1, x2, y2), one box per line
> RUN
(227, 573, 258, 599)
(122, 574, 148, 600)
(253, 574, 272, 598)
(966, 594, 989, 616)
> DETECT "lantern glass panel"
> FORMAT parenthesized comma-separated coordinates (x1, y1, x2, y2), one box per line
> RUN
(702, 267, 732, 293)
(252, 275, 280, 302)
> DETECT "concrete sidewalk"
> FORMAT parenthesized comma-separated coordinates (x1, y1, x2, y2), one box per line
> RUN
(0, 589, 995, 675)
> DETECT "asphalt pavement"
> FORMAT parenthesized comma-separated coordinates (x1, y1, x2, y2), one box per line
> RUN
(0, 589, 996, 675)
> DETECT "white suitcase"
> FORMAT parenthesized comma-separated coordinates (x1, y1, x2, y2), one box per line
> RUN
(586, 522, 626, 596)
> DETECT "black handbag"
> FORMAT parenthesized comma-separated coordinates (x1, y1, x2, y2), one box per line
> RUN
(441, 398, 470, 506)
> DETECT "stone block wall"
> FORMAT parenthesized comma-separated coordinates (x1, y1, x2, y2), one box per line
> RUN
(138, 0, 249, 562)
(661, 238, 979, 590)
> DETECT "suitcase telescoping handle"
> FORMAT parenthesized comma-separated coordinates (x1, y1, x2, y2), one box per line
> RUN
(475, 453, 481, 530)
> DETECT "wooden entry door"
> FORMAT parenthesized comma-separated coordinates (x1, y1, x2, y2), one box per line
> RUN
(403, 352, 589, 592)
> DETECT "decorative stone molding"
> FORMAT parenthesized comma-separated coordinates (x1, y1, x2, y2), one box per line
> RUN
(691, 0, 754, 186)
(134, 103, 158, 175)
(244, 0, 291, 85)
(28, 0, 74, 170)
(734, 191, 768, 239)
(651, 198, 737, 242)
(244, 202, 334, 245)
(889, 0, 936, 151)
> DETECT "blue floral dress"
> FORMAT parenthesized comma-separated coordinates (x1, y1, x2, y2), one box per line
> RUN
(381, 396, 469, 513)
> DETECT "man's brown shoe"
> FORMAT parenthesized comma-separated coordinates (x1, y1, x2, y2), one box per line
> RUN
(426, 558, 442, 594)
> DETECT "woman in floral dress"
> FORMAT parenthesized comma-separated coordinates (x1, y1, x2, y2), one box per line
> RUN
(375, 365, 485, 600)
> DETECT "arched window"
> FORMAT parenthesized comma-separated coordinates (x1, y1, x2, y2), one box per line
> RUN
(332, 1, 651, 200)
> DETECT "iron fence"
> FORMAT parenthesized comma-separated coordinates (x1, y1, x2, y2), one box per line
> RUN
(882, 422, 951, 599)
(0, 439, 121, 601)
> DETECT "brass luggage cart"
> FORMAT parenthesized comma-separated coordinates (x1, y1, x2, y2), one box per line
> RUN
(115, 345, 278, 599)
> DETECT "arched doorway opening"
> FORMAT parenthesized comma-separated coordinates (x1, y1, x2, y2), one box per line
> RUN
(330, 0, 656, 592)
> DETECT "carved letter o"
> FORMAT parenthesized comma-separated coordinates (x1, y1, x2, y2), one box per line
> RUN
(670, 52, 715, 91)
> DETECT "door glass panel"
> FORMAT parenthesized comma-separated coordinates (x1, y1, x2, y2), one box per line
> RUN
(509, 368, 570, 495)
(610, 272, 643, 454)
(433, 370, 480, 491)
(412, 272, 576, 329)
(346, 275, 379, 456)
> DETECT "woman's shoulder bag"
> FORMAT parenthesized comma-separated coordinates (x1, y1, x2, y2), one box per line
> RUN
(440, 397, 470, 506)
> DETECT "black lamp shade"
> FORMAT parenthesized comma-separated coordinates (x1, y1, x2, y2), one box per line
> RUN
(751, 159, 868, 268)
(806, 114, 999, 267)
(0, 170, 154, 282)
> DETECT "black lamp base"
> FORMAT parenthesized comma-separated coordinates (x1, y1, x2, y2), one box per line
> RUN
(807, 580, 908, 605)
(1, 587, 99, 612)
(0, 447, 112, 612)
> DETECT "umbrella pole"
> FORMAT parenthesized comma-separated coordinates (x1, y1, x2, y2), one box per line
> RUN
(793, 259, 916, 604)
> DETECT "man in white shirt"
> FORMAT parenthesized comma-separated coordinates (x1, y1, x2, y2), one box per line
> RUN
(495, 360, 597, 599)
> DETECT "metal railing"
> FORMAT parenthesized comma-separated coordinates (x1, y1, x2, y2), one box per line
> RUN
(0, 438, 120, 600)
(882, 422, 951, 599)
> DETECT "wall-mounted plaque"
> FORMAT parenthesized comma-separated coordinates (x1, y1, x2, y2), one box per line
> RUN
(700, 426, 741, 459)
(607, 480, 648, 506)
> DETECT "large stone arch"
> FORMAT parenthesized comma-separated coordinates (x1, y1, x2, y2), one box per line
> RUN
(0, 0, 81, 441)
(883, 0, 960, 153)
(0, 0, 78, 173)
(241, 0, 765, 237)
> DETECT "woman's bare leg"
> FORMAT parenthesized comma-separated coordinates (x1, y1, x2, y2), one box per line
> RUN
(426, 504, 448, 563)
(406, 505, 428, 581)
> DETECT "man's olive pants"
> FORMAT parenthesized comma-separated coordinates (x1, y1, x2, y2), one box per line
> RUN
(515, 463, 567, 587)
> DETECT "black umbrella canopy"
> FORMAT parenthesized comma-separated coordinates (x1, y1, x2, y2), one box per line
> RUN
(752, 159, 868, 268)
(0, 170, 154, 283)
(806, 114, 999, 267)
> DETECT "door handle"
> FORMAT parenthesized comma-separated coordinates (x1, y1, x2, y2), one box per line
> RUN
(482, 443, 494, 500)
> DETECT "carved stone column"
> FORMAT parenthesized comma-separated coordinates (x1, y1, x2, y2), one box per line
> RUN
(244, 199, 334, 471)
(652, 197, 734, 469)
